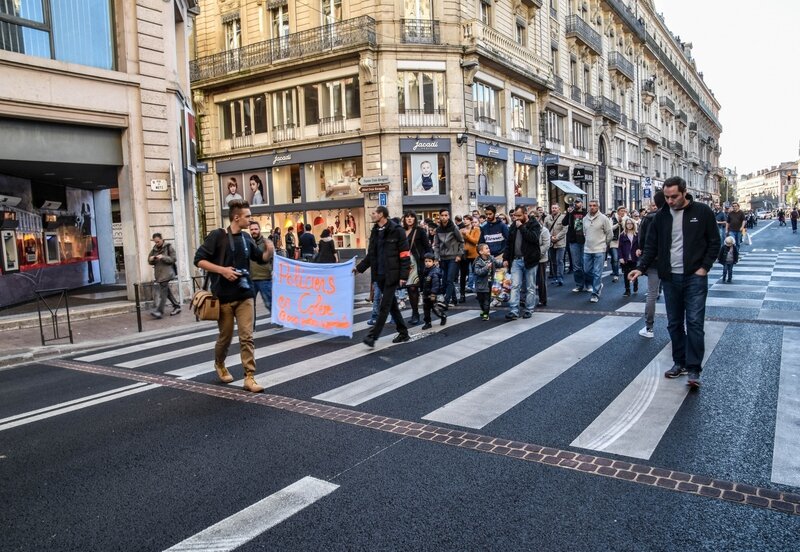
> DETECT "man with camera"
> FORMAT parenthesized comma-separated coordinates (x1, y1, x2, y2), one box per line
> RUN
(194, 200, 274, 393)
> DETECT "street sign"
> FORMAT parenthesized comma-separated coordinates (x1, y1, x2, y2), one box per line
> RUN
(150, 179, 168, 192)
(359, 175, 391, 186)
(195, 162, 208, 173)
(644, 176, 652, 186)
(359, 184, 390, 193)
(378, 192, 387, 207)
(643, 188, 652, 199)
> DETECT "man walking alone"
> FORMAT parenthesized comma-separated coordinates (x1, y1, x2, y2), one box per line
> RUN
(148, 233, 180, 318)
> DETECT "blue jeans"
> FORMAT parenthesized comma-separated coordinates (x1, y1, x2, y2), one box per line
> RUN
(722, 263, 734, 282)
(608, 247, 620, 277)
(568, 242, 585, 289)
(439, 258, 459, 304)
(370, 281, 382, 321)
(662, 272, 709, 373)
(583, 252, 605, 296)
(729, 230, 742, 248)
(253, 279, 272, 310)
(549, 247, 565, 284)
(509, 258, 537, 316)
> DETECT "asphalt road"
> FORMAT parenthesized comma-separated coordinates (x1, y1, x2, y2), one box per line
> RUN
(2, 219, 799, 551)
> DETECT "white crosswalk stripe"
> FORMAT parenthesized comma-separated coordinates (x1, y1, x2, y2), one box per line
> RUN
(772, 327, 800, 487)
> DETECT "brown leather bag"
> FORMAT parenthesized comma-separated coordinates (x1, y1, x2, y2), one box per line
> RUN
(191, 289, 219, 320)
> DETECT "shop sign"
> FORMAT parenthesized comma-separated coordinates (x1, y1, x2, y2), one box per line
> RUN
(513, 151, 540, 166)
(476, 141, 508, 160)
(195, 162, 209, 173)
(543, 154, 560, 165)
(150, 179, 168, 192)
(399, 138, 451, 153)
(112, 222, 123, 246)
(359, 175, 391, 186)
(359, 184, 390, 193)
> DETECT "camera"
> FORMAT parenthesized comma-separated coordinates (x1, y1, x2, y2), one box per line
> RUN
(233, 268, 251, 291)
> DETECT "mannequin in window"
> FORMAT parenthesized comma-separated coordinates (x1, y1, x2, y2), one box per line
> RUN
(477, 161, 489, 195)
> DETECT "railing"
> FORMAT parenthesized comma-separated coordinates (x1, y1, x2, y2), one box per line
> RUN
(608, 51, 635, 81)
(462, 20, 551, 82)
(659, 96, 675, 113)
(318, 115, 346, 136)
(642, 122, 660, 143)
(401, 19, 440, 44)
(565, 14, 603, 56)
(677, 110, 688, 125)
(554, 75, 564, 95)
(475, 116, 498, 135)
(272, 124, 296, 142)
(630, 119, 638, 133)
(511, 127, 532, 143)
(190, 16, 377, 82)
(570, 84, 582, 103)
(584, 92, 598, 110)
(599, 96, 622, 122)
(689, 121, 698, 133)
(620, 113, 628, 128)
(642, 80, 656, 97)
(605, 0, 646, 40)
(670, 141, 684, 156)
(399, 108, 447, 127)
(628, 161, 640, 171)
(231, 131, 254, 149)
(688, 151, 700, 164)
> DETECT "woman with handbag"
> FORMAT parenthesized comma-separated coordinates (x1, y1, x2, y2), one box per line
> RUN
(403, 210, 432, 325)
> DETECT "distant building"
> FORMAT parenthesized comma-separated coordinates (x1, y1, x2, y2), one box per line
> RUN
(0, 1, 200, 306)
(737, 162, 797, 211)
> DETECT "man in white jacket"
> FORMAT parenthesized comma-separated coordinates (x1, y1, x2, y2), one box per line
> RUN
(582, 199, 613, 303)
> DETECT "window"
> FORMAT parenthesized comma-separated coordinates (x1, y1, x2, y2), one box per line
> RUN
(614, 137, 626, 167)
(303, 77, 360, 124)
(511, 96, 531, 142)
(404, 0, 432, 19)
(473, 81, 499, 126)
(270, 5, 289, 39)
(479, 0, 492, 26)
(321, 0, 342, 24)
(544, 110, 564, 147)
(570, 58, 578, 86)
(0, 0, 115, 69)
(220, 95, 267, 139)
(224, 17, 241, 49)
(476, 156, 505, 197)
(572, 121, 589, 154)
(304, 158, 362, 202)
(398, 71, 446, 126)
(515, 19, 526, 46)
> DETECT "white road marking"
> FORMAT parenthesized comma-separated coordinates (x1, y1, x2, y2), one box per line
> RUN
(164, 476, 338, 552)
(771, 327, 800, 487)
(423, 316, 635, 429)
(571, 322, 727, 459)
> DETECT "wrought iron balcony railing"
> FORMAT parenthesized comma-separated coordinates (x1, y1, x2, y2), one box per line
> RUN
(584, 92, 598, 110)
(512, 127, 532, 144)
(608, 51, 635, 82)
(641, 123, 660, 143)
(598, 96, 622, 123)
(190, 16, 377, 82)
(689, 121, 698, 133)
(605, 0, 646, 40)
(399, 108, 447, 127)
(670, 141, 684, 156)
(676, 110, 688, 125)
(554, 75, 564, 95)
(318, 115, 346, 136)
(570, 84, 582, 103)
(659, 96, 675, 113)
(620, 113, 628, 129)
(565, 14, 603, 57)
(401, 19, 440, 44)
(630, 119, 638, 133)
(272, 124, 296, 143)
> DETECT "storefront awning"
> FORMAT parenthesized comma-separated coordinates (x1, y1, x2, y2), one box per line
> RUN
(551, 180, 586, 195)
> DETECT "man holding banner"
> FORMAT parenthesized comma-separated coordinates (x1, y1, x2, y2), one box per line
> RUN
(356, 206, 412, 347)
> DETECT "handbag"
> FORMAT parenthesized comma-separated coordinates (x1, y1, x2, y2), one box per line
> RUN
(191, 274, 219, 321)
(407, 229, 420, 286)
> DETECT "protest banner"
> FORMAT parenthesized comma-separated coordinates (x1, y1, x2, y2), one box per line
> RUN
(271, 256, 355, 337)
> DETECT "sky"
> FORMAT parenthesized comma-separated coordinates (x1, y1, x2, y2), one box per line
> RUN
(655, 0, 800, 175)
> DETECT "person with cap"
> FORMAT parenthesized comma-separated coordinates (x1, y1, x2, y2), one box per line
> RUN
(148, 232, 180, 318)
(562, 198, 588, 292)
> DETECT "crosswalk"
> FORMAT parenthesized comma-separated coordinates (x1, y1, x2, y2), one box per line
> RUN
(71, 306, 800, 486)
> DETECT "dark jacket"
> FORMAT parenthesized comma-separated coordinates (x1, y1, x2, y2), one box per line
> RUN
(479, 218, 509, 256)
(405, 224, 433, 265)
(503, 218, 542, 269)
(356, 219, 411, 286)
(472, 255, 500, 293)
(194, 227, 266, 303)
(299, 231, 317, 257)
(618, 232, 639, 263)
(315, 237, 337, 263)
(717, 243, 739, 265)
(434, 220, 465, 260)
(421, 264, 444, 296)
(637, 210, 657, 257)
(562, 208, 587, 244)
(636, 200, 720, 280)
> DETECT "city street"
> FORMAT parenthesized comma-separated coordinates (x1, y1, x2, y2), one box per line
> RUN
(2, 222, 800, 551)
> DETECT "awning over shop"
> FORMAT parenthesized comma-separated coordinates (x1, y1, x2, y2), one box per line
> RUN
(550, 180, 586, 195)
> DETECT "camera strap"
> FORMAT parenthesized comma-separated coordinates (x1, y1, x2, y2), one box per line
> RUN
(227, 228, 249, 269)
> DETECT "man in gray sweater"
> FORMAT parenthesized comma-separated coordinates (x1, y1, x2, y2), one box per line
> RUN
(582, 199, 613, 303)
(434, 208, 465, 306)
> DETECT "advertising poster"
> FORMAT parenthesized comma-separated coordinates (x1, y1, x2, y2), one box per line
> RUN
(220, 173, 244, 209)
(245, 171, 267, 205)
(272, 256, 355, 337)
(410, 154, 438, 195)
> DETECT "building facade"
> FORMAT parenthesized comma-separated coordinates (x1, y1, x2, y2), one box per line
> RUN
(189, 0, 722, 256)
(0, 0, 200, 307)
(736, 161, 797, 211)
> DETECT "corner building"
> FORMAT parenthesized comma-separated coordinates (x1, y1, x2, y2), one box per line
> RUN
(0, 1, 200, 306)
(190, 0, 722, 258)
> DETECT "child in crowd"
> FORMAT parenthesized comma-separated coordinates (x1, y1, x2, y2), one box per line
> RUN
(473, 243, 502, 320)
(618, 218, 639, 297)
(420, 252, 446, 329)
(717, 235, 739, 283)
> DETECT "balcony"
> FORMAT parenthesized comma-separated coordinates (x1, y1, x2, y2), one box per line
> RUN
(272, 124, 296, 143)
(605, 0, 646, 40)
(570, 84, 582, 102)
(565, 14, 603, 57)
(641, 79, 656, 105)
(399, 108, 447, 127)
(641, 122, 660, 144)
(520, 0, 543, 7)
(620, 113, 628, 129)
(676, 110, 688, 127)
(670, 141, 684, 157)
(630, 119, 639, 133)
(318, 115, 346, 136)
(190, 16, 376, 82)
(628, 161, 640, 171)
(688, 151, 700, 164)
(512, 127, 532, 144)
(689, 121, 698, 135)
(659, 96, 675, 114)
(608, 51, 635, 82)
(462, 20, 551, 85)
(401, 19, 441, 44)
(554, 75, 564, 95)
(231, 131, 254, 150)
(598, 97, 622, 123)
(475, 116, 499, 135)
(584, 92, 598, 110)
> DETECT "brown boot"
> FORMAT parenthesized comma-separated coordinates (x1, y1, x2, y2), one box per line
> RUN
(214, 363, 234, 384)
(243, 375, 264, 393)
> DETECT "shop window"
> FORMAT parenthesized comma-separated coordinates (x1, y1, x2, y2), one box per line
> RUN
(273, 207, 365, 251)
(402, 153, 448, 196)
(272, 164, 302, 205)
(473, 81, 499, 132)
(304, 158, 362, 202)
(476, 157, 505, 197)
(514, 163, 537, 198)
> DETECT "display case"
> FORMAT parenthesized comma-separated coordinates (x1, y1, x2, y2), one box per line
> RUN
(1, 229, 19, 273)
(334, 232, 353, 249)
(44, 232, 61, 264)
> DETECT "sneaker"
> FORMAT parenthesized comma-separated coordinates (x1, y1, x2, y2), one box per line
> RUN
(409, 315, 420, 325)
(612, 275, 619, 283)
(522, 311, 532, 319)
(440, 314, 447, 326)
(392, 334, 410, 344)
(638, 327, 654, 339)
(150, 311, 162, 319)
(571, 286, 583, 293)
(367, 319, 376, 326)
(480, 313, 489, 321)
(505, 312, 519, 320)
(597, 283, 604, 297)
(623, 291, 631, 297)
(687, 371, 701, 388)
(170, 306, 182, 316)
(665, 364, 687, 378)
(421, 322, 433, 330)
(590, 295, 599, 303)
